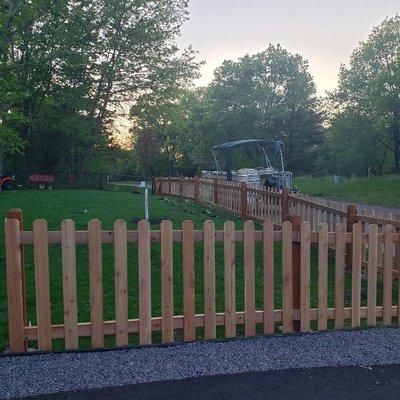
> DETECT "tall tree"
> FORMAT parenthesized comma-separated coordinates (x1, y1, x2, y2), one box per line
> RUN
(330, 15, 400, 174)
(195, 45, 323, 174)
(0, 0, 196, 174)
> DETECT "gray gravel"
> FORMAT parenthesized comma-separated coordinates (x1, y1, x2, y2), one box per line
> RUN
(321, 197, 399, 216)
(2, 327, 400, 399)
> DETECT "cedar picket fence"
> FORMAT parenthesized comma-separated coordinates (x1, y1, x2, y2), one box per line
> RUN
(5, 213, 400, 353)
(153, 176, 400, 273)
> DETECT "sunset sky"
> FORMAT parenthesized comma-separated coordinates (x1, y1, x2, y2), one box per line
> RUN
(178, 0, 399, 95)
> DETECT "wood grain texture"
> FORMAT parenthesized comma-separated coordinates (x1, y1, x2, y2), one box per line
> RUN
(318, 223, 328, 331)
(351, 222, 362, 328)
(300, 221, 310, 332)
(114, 220, 128, 346)
(383, 225, 394, 326)
(263, 221, 274, 334)
(61, 219, 78, 349)
(88, 219, 104, 348)
(204, 220, 216, 340)
(5, 218, 25, 352)
(335, 223, 345, 329)
(244, 220, 256, 336)
(33, 219, 52, 350)
(224, 221, 236, 338)
(138, 219, 152, 345)
(183, 220, 195, 341)
(161, 220, 174, 343)
(282, 221, 293, 333)
(367, 224, 378, 326)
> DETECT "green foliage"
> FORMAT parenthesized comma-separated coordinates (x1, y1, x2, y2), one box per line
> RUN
(197, 45, 323, 174)
(132, 45, 323, 176)
(327, 15, 400, 175)
(0, 0, 198, 174)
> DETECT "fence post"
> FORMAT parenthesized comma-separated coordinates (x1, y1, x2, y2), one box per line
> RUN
(282, 188, 290, 221)
(346, 205, 358, 269)
(285, 214, 301, 332)
(241, 182, 248, 220)
(168, 176, 172, 197)
(158, 178, 163, 195)
(194, 176, 199, 202)
(213, 179, 219, 204)
(5, 215, 26, 352)
(180, 176, 184, 199)
(6, 209, 26, 338)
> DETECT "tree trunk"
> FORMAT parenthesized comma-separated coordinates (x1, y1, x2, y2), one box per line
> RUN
(394, 125, 400, 174)
(0, 139, 4, 176)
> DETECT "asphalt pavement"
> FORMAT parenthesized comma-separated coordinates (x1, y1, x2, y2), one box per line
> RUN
(23, 364, 400, 400)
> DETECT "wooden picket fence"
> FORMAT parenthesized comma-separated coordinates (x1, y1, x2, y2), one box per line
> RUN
(5, 213, 400, 353)
(154, 176, 284, 224)
(153, 176, 400, 274)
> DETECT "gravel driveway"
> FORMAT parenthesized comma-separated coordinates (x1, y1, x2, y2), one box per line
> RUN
(2, 327, 400, 399)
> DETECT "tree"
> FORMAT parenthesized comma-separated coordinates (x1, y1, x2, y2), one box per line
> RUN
(0, 0, 196, 174)
(192, 45, 323, 174)
(330, 15, 400, 174)
(130, 48, 201, 177)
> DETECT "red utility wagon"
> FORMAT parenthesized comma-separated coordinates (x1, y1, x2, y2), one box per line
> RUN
(29, 174, 55, 189)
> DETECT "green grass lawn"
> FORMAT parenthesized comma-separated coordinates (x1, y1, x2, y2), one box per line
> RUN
(0, 189, 392, 351)
(294, 175, 400, 208)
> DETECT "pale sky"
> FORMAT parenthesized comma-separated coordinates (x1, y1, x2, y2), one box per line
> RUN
(178, 0, 399, 96)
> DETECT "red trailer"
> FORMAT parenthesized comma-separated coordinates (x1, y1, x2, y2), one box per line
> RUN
(29, 174, 55, 189)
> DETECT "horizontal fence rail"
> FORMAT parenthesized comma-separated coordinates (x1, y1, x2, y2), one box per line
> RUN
(154, 177, 400, 276)
(5, 216, 400, 353)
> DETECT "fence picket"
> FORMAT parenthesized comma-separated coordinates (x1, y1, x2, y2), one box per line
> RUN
(138, 219, 152, 345)
(33, 219, 52, 350)
(367, 224, 378, 326)
(8, 188, 400, 355)
(335, 223, 345, 329)
(383, 225, 394, 326)
(183, 220, 195, 341)
(263, 221, 275, 334)
(224, 221, 236, 338)
(318, 223, 328, 330)
(244, 220, 256, 336)
(5, 218, 25, 352)
(351, 222, 362, 328)
(204, 220, 216, 339)
(114, 220, 128, 346)
(282, 221, 293, 333)
(300, 221, 310, 332)
(161, 220, 174, 343)
(61, 219, 78, 349)
(88, 219, 104, 348)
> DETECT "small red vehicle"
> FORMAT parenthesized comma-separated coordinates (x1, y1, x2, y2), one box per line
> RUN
(0, 175, 15, 190)
(29, 174, 55, 189)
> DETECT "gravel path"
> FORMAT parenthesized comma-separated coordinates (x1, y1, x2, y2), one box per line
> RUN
(2, 328, 400, 399)
(320, 197, 399, 216)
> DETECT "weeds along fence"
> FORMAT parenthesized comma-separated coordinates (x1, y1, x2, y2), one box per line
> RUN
(153, 177, 400, 274)
(5, 212, 400, 353)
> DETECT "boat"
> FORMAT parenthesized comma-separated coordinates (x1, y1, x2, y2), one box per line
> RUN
(201, 139, 294, 190)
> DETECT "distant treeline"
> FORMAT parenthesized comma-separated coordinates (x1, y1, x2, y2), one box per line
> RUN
(1, 2, 399, 178)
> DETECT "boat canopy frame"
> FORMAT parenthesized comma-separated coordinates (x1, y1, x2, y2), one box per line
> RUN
(212, 139, 285, 181)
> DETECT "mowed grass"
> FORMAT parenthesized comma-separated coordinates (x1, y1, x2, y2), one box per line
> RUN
(294, 175, 400, 208)
(0, 189, 392, 351)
